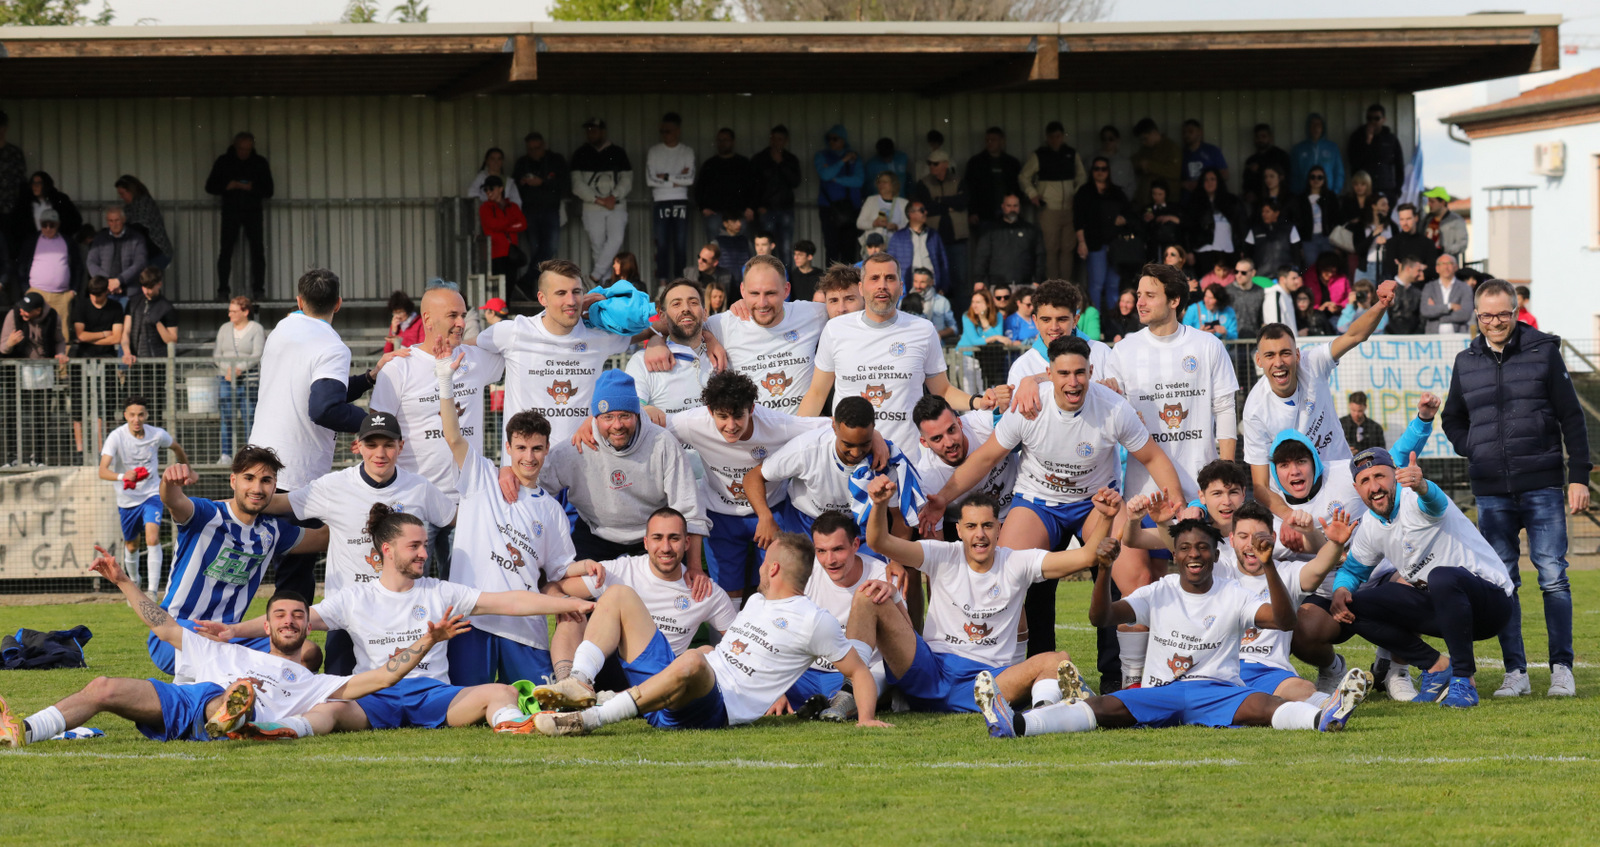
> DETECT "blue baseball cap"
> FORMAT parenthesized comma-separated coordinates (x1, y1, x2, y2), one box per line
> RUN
(1351, 446, 1395, 476)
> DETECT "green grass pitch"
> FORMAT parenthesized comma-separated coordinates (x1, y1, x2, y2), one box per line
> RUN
(3, 572, 1598, 846)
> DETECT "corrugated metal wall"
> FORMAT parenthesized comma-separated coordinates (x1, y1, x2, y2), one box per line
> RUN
(4, 89, 1414, 302)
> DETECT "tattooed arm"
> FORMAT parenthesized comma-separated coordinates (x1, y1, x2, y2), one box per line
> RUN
(89, 545, 184, 648)
(330, 608, 472, 700)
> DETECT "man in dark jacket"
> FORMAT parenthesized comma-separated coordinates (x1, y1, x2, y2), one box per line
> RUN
(1347, 104, 1405, 198)
(1383, 256, 1426, 335)
(964, 127, 1022, 230)
(753, 124, 802, 259)
(1241, 123, 1291, 204)
(694, 128, 757, 244)
(972, 194, 1045, 287)
(204, 131, 274, 301)
(1381, 204, 1438, 282)
(512, 131, 571, 271)
(1440, 280, 1591, 699)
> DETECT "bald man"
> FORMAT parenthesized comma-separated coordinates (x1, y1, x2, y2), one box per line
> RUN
(371, 286, 507, 574)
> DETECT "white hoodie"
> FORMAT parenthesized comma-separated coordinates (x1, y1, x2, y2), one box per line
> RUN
(646, 143, 697, 203)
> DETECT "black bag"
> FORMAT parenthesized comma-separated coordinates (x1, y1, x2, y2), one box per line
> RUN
(1108, 230, 1147, 267)
(1, 626, 92, 669)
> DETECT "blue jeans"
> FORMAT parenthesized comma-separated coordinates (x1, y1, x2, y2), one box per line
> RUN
(1479, 487, 1574, 670)
(652, 201, 690, 285)
(759, 208, 794, 258)
(217, 373, 257, 456)
(524, 206, 563, 270)
(1085, 246, 1121, 317)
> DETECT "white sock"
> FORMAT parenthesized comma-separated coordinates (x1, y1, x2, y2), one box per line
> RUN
(280, 715, 315, 738)
(582, 690, 638, 730)
(1305, 692, 1332, 709)
(24, 706, 66, 743)
(1270, 700, 1320, 730)
(1117, 629, 1148, 685)
(1374, 647, 1391, 662)
(571, 642, 606, 686)
(491, 705, 525, 725)
(146, 544, 163, 592)
(1030, 678, 1063, 706)
(1022, 700, 1097, 736)
(123, 549, 140, 585)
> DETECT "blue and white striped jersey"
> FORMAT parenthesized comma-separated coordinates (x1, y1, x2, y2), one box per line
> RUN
(160, 497, 305, 624)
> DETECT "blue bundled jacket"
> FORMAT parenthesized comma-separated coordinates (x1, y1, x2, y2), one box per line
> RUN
(1289, 112, 1345, 194)
(814, 124, 864, 208)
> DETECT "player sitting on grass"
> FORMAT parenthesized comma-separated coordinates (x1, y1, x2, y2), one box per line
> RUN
(861, 477, 1123, 713)
(207, 504, 594, 738)
(0, 547, 462, 748)
(530, 532, 892, 734)
(99, 395, 190, 594)
(975, 520, 1371, 738)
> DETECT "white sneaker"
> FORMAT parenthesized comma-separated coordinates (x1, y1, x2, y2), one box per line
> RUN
(1384, 664, 1418, 701)
(1548, 664, 1577, 697)
(1315, 653, 1347, 695)
(1493, 669, 1531, 698)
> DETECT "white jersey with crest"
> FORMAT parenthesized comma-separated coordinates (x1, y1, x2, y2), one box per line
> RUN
(665, 405, 830, 516)
(994, 381, 1148, 505)
(913, 411, 1019, 518)
(581, 554, 739, 655)
(174, 629, 348, 723)
(759, 425, 861, 519)
(1220, 560, 1308, 673)
(814, 310, 946, 445)
(1106, 324, 1238, 501)
(624, 340, 714, 415)
(102, 424, 174, 509)
(475, 314, 632, 451)
(1125, 574, 1266, 687)
(1242, 344, 1350, 469)
(369, 344, 505, 503)
(313, 577, 483, 682)
(917, 541, 1045, 667)
(707, 301, 829, 414)
(289, 466, 456, 596)
(707, 593, 853, 726)
(805, 552, 900, 670)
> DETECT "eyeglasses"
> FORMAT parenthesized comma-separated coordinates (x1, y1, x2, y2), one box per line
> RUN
(994, 293, 1011, 301)
(1478, 311, 1515, 325)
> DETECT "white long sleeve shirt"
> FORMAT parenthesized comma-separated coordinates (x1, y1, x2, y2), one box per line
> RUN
(645, 143, 697, 203)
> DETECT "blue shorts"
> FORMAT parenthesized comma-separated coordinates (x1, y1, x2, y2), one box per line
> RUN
(356, 677, 463, 730)
(1012, 496, 1095, 552)
(652, 679, 730, 730)
(1141, 515, 1173, 560)
(119, 497, 162, 542)
(137, 680, 226, 742)
(776, 501, 815, 537)
(887, 635, 1006, 714)
(1240, 663, 1300, 696)
(1104, 678, 1257, 728)
(446, 628, 553, 687)
(705, 510, 769, 594)
(784, 666, 845, 710)
(146, 621, 270, 676)
(618, 629, 684, 729)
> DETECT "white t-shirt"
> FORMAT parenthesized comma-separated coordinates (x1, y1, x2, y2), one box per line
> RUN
(102, 424, 172, 509)
(369, 344, 505, 503)
(1346, 488, 1512, 595)
(1226, 561, 1308, 673)
(814, 310, 946, 446)
(288, 466, 456, 596)
(623, 341, 713, 415)
(994, 381, 1148, 505)
(1125, 574, 1266, 687)
(706, 593, 853, 726)
(805, 552, 899, 671)
(759, 425, 860, 519)
(1005, 339, 1111, 388)
(1106, 325, 1238, 501)
(475, 314, 633, 451)
(666, 405, 831, 516)
(448, 454, 574, 648)
(1242, 344, 1351, 470)
(706, 302, 829, 414)
(581, 555, 738, 655)
(249, 313, 354, 491)
(917, 540, 1046, 668)
(313, 577, 482, 682)
(174, 629, 348, 724)
(912, 411, 1018, 519)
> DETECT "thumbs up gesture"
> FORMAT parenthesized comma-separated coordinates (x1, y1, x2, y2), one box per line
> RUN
(1395, 452, 1426, 495)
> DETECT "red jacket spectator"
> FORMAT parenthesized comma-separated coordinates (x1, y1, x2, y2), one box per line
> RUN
(479, 199, 526, 259)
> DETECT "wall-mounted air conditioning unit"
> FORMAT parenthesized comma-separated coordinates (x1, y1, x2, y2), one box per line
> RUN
(1534, 141, 1565, 176)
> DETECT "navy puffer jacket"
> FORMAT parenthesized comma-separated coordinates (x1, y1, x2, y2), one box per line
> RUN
(1441, 324, 1592, 496)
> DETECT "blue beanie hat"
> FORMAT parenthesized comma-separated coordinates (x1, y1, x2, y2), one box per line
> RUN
(591, 369, 641, 417)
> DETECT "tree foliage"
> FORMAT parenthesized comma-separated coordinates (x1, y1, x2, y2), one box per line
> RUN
(735, 0, 1110, 21)
(548, 0, 726, 22)
(387, 0, 427, 22)
(0, 0, 114, 26)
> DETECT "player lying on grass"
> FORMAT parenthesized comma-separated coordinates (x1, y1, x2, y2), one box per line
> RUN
(860, 478, 1123, 713)
(0, 547, 463, 748)
(204, 504, 594, 738)
(975, 520, 1371, 738)
(530, 531, 892, 734)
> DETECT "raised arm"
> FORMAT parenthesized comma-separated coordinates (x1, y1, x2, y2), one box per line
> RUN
(863, 476, 924, 570)
(1252, 550, 1298, 632)
(160, 464, 198, 525)
(1330, 280, 1394, 360)
(1040, 490, 1122, 579)
(90, 546, 182, 648)
(1300, 508, 1356, 592)
(917, 433, 1010, 536)
(332, 610, 472, 701)
(1087, 540, 1136, 628)
(436, 351, 470, 467)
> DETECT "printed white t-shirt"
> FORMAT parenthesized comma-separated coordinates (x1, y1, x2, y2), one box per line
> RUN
(706, 593, 853, 726)
(666, 405, 831, 516)
(369, 344, 505, 502)
(314, 577, 482, 682)
(917, 540, 1045, 668)
(1241, 344, 1350, 469)
(1346, 488, 1512, 595)
(288, 466, 456, 596)
(759, 425, 860, 519)
(102, 424, 172, 509)
(913, 411, 1018, 518)
(1223, 560, 1307, 673)
(1106, 324, 1238, 501)
(175, 629, 348, 723)
(993, 381, 1148, 505)
(581, 554, 738, 654)
(706, 301, 829, 414)
(1006, 339, 1111, 388)
(815, 310, 946, 445)
(1125, 574, 1265, 687)
(475, 314, 632, 450)
(805, 552, 899, 671)
(623, 341, 714, 415)
(249, 312, 354, 490)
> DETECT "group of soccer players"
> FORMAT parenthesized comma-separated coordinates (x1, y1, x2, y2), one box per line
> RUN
(0, 250, 1531, 748)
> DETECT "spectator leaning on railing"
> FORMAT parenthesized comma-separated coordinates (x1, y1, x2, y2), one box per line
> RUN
(115, 175, 172, 269)
(213, 296, 264, 464)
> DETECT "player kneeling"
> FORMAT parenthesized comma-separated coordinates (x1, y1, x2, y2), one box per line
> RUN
(976, 520, 1370, 738)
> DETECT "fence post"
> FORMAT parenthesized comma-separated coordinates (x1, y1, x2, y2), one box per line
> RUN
(166, 340, 177, 432)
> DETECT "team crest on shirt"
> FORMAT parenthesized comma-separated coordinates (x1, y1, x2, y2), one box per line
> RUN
(729, 640, 748, 654)
(986, 586, 1001, 599)
(783, 330, 800, 343)
(412, 605, 428, 621)
(1404, 541, 1415, 556)
(674, 597, 691, 611)
(1327, 501, 1344, 515)
(760, 371, 794, 396)
(774, 618, 789, 629)
(1202, 614, 1216, 629)
(547, 380, 575, 405)
(1181, 355, 1198, 373)
(1159, 403, 1189, 430)
(532, 520, 544, 538)
(1167, 654, 1195, 678)
(611, 470, 628, 487)
(963, 621, 993, 642)
(861, 384, 893, 407)
(282, 668, 298, 682)
(1076, 442, 1094, 458)
(573, 341, 589, 353)
(751, 446, 769, 461)
(889, 342, 907, 356)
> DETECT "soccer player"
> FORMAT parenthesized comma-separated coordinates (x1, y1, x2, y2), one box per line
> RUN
(664, 370, 830, 598)
(910, 394, 1019, 537)
(816, 263, 865, 319)
(701, 254, 830, 414)
(436, 354, 584, 687)
(745, 396, 892, 543)
(531, 532, 892, 734)
(624, 279, 715, 422)
(858, 478, 1123, 714)
(213, 504, 595, 737)
(1243, 281, 1393, 524)
(258, 411, 456, 674)
(1330, 447, 1516, 708)
(0, 547, 461, 747)
(149, 447, 328, 677)
(1004, 279, 1111, 398)
(369, 284, 505, 571)
(798, 252, 1009, 447)
(99, 395, 190, 593)
(975, 519, 1369, 738)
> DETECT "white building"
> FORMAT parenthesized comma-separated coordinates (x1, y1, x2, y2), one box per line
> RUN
(1443, 69, 1600, 346)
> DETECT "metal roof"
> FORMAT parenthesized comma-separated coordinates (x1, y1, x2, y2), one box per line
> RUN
(0, 15, 1563, 99)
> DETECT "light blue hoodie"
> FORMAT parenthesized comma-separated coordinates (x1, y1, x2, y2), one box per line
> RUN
(814, 124, 864, 207)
